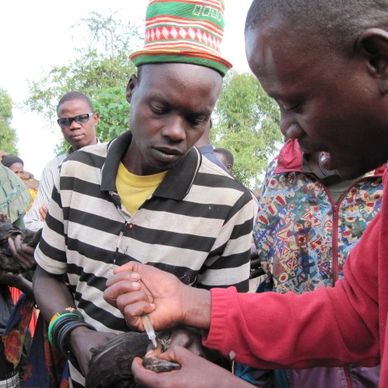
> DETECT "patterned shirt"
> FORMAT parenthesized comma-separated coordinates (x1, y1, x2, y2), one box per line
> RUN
(255, 152, 384, 293)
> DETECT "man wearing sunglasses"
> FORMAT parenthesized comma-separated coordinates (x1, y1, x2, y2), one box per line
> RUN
(24, 92, 98, 232)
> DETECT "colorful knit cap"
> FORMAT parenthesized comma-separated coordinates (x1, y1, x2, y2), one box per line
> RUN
(130, 0, 232, 76)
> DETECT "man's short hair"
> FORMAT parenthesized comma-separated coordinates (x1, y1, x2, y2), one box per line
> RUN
(245, 0, 388, 54)
(214, 147, 234, 167)
(56, 92, 94, 114)
(2, 155, 24, 168)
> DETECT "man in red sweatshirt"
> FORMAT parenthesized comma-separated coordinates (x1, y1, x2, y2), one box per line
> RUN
(104, 0, 388, 386)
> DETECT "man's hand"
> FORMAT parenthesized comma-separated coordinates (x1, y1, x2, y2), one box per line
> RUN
(39, 206, 48, 221)
(8, 235, 35, 270)
(104, 262, 187, 331)
(69, 326, 116, 376)
(0, 270, 32, 293)
(132, 346, 254, 388)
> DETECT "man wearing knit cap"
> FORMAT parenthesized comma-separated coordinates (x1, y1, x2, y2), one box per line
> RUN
(32, 1, 257, 386)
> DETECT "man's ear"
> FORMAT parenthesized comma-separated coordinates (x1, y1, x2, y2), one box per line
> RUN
(93, 112, 100, 123)
(126, 74, 138, 103)
(356, 28, 388, 94)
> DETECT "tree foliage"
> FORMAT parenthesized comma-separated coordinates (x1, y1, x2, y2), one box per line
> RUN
(26, 12, 140, 150)
(26, 14, 282, 188)
(0, 89, 18, 154)
(214, 71, 282, 189)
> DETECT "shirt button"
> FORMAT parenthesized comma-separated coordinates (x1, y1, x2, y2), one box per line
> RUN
(128, 223, 134, 229)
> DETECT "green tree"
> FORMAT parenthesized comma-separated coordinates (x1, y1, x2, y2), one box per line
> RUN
(0, 88, 18, 154)
(214, 71, 282, 189)
(93, 86, 130, 140)
(26, 14, 282, 188)
(26, 12, 141, 149)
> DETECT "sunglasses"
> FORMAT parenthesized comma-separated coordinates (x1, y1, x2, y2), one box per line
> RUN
(57, 113, 94, 128)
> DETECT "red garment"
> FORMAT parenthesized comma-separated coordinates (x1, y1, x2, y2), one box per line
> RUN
(204, 171, 388, 384)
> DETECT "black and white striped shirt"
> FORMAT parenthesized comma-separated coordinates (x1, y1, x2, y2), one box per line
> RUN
(36, 131, 256, 331)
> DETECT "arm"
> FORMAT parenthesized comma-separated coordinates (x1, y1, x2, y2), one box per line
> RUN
(204, 215, 381, 369)
(104, 262, 211, 331)
(24, 158, 60, 232)
(0, 271, 32, 295)
(33, 173, 116, 376)
(105, 214, 380, 370)
(33, 265, 114, 375)
(33, 265, 75, 320)
(4, 234, 37, 294)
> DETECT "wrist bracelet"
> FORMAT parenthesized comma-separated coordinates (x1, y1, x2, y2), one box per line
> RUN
(47, 307, 96, 367)
(48, 311, 83, 345)
(57, 320, 96, 366)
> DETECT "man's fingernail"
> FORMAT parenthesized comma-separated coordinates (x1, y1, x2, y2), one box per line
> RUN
(132, 281, 141, 289)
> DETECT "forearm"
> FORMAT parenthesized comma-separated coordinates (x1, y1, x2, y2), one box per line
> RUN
(204, 214, 382, 369)
(0, 274, 33, 295)
(203, 284, 379, 369)
(222, 373, 255, 388)
(181, 286, 211, 329)
(14, 276, 33, 295)
(33, 265, 75, 321)
(24, 196, 45, 232)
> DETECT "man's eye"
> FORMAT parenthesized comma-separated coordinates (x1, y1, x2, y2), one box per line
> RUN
(189, 115, 208, 126)
(150, 104, 166, 114)
(282, 102, 302, 112)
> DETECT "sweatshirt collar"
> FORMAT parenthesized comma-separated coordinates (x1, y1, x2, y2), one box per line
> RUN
(275, 139, 385, 177)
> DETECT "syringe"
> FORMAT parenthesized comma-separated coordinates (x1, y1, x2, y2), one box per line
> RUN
(141, 314, 158, 348)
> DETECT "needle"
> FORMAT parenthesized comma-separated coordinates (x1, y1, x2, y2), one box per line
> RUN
(141, 314, 157, 348)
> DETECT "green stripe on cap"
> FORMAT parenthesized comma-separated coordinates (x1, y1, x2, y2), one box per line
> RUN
(132, 53, 230, 76)
(147, 2, 225, 29)
(130, 0, 231, 77)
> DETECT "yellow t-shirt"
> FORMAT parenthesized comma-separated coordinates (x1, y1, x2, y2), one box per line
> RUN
(116, 162, 167, 214)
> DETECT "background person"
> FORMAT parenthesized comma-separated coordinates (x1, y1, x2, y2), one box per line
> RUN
(214, 147, 234, 175)
(0, 163, 36, 387)
(1, 154, 39, 205)
(24, 92, 99, 232)
(195, 120, 228, 171)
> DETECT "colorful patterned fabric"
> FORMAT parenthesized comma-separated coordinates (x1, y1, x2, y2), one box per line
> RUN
(254, 142, 384, 294)
(22, 314, 67, 388)
(237, 139, 384, 387)
(130, 0, 232, 76)
(2, 293, 34, 368)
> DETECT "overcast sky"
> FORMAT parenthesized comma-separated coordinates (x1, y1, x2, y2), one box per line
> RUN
(0, 0, 252, 179)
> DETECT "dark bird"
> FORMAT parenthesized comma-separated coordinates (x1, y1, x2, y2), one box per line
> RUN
(0, 221, 41, 273)
(85, 331, 180, 388)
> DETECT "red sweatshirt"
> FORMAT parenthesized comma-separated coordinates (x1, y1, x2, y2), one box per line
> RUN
(204, 171, 388, 384)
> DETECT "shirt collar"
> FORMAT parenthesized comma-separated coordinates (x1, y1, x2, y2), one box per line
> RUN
(101, 131, 201, 200)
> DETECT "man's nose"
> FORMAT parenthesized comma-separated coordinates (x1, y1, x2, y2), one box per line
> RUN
(69, 119, 81, 130)
(280, 113, 304, 140)
(162, 118, 187, 142)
